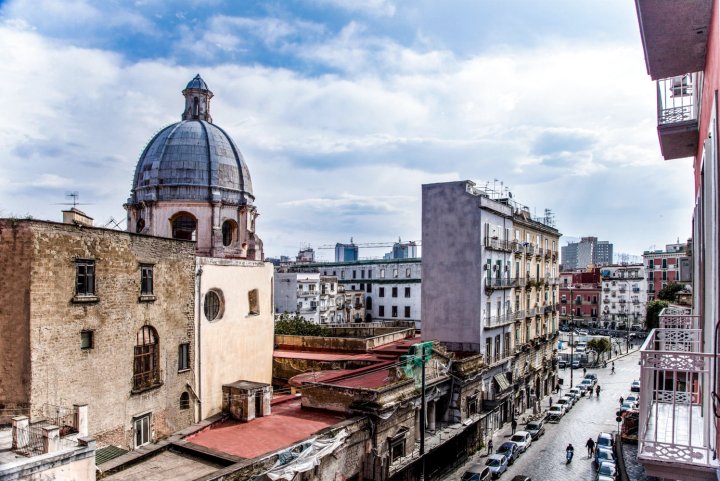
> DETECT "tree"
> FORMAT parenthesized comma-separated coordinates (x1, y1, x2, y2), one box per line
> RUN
(588, 337, 611, 354)
(645, 300, 670, 330)
(274, 312, 329, 336)
(657, 282, 684, 302)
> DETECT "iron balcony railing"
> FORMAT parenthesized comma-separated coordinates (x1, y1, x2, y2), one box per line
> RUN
(484, 237, 513, 252)
(485, 311, 514, 328)
(485, 277, 517, 289)
(657, 73, 700, 126)
(638, 327, 718, 474)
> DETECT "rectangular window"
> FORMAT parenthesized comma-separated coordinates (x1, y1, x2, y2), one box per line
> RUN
(392, 287, 398, 297)
(178, 343, 190, 371)
(404, 287, 411, 298)
(248, 289, 259, 315)
(393, 268, 398, 278)
(134, 414, 151, 448)
(392, 306, 398, 317)
(352, 270, 357, 279)
(76, 259, 95, 296)
(360, 283, 365, 290)
(662, 259, 667, 269)
(404, 306, 411, 318)
(467, 395, 478, 416)
(368, 270, 372, 279)
(406, 268, 411, 278)
(380, 269, 385, 278)
(80, 330, 94, 350)
(140, 265, 154, 295)
(379, 305, 385, 316)
(379, 287, 385, 297)
(361, 270, 365, 279)
(366, 283, 371, 293)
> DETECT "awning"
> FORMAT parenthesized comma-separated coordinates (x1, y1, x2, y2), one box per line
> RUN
(494, 373, 511, 392)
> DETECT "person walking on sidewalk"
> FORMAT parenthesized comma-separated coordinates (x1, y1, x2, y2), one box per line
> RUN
(619, 396, 624, 406)
(511, 419, 517, 434)
(487, 438, 494, 455)
(549, 396, 553, 407)
(585, 437, 596, 457)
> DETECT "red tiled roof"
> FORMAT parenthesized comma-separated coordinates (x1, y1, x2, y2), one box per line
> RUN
(185, 398, 347, 459)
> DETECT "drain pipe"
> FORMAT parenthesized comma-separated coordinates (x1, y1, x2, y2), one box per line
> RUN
(196, 265, 203, 422)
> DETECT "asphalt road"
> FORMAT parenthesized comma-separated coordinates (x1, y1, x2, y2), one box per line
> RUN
(445, 350, 641, 481)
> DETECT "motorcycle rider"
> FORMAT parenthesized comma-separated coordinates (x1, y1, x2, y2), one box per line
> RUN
(566, 443, 575, 463)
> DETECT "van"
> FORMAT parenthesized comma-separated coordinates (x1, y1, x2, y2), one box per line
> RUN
(460, 463, 491, 481)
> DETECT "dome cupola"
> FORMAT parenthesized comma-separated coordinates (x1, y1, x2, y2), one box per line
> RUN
(125, 75, 263, 260)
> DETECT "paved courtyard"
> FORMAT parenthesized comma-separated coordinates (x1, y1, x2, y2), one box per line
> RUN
(446, 350, 644, 481)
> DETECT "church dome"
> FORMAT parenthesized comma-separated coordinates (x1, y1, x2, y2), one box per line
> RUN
(129, 75, 253, 205)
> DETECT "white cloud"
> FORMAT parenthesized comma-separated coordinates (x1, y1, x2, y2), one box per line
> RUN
(309, 0, 396, 17)
(0, 12, 694, 257)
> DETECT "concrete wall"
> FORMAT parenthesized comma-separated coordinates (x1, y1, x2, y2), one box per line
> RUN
(0, 221, 32, 422)
(197, 258, 274, 419)
(2, 220, 197, 448)
(0, 440, 96, 481)
(422, 181, 484, 351)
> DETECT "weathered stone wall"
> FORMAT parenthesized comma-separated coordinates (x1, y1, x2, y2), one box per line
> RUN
(273, 357, 376, 383)
(0, 221, 33, 423)
(13, 220, 196, 448)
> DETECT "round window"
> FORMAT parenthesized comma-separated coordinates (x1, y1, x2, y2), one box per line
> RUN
(204, 290, 224, 321)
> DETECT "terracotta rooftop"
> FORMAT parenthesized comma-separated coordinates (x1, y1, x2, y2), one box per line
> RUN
(185, 397, 347, 459)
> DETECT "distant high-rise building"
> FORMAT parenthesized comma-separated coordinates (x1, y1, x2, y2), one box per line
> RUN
(335, 240, 359, 262)
(561, 236, 614, 270)
(296, 247, 315, 263)
(383, 239, 419, 259)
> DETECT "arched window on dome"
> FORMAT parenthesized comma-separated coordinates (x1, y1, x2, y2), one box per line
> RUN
(171, 213, 197, 241)
(193, 97, 199, 118)
(222, 220, 237, 247)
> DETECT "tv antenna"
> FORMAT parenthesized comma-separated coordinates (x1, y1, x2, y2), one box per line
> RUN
(104, 217, 123, 230)
(54, 192, 93, 208)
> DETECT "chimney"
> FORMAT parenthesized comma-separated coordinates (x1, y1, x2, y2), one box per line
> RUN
(62, 208, 93, 227)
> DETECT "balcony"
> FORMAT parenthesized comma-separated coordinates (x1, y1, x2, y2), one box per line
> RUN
(659, 308, 700, 329)
(484, 237, 512, 252)
(485, 311, 514, 328)
(485, 277, 516, 290)
(638, 327, 718, 480)
(297, 290, 316, 297)
(526, 245, 535, 256)
(512, 241, 524, 256)
(635, 0, 711, 80)
(655, 73, 700, 160)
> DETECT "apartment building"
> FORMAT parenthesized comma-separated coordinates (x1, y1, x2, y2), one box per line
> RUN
(274, 271, 339, 323)
(422, 180, 560, 418)
(559, 269, 601, 325)
(643, 242, 691, 299)
(635, 2, 719, 479)
(599, 265, 647, 329)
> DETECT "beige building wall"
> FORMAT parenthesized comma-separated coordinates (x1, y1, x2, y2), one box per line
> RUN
(196, 257, 274, 419)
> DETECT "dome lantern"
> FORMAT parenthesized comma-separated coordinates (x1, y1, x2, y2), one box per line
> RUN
(182, 74, 214, 123)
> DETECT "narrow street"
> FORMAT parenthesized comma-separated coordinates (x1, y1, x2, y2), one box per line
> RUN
(446, 350, 641, 481)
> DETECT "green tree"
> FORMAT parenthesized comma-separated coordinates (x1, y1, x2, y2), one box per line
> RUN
(645, 300, 670, 330)
(657, 282, 684, 302)
(274, 312, 329, 336)
(587, 337, 611, 354)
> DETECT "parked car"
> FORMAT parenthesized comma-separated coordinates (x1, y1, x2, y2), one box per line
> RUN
(558, 359, 567, 369)
(496, 441, 520, 465)
(485, 454, 508, 478)
(631, 380, 641, 392)
(556, 397, 573, 411)
(595, 447, 616, 466)
(571, 360, 581, 369)
(509, 431, 532, 453)
(597, 476, 615, 481)
(547, 404, 565, 422)
(510, 477, 532, 481)
(620, 401, 638, 413)
(596, 461, 618, 480)
(525, 420, 545, 440)
(584, 373, 598, 383)
(625, 393, 639, 404)
(580, 379, 595, 391)
(575, 383, 590, 395)
(568, 388, 583, 400)
(461, 463, 492, 481)
(596, 432, 614, 450)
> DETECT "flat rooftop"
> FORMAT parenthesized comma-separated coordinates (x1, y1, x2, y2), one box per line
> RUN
(103, 450, 223, 481)
(185, 398, 347, 459)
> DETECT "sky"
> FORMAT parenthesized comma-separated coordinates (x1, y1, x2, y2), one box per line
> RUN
(0, 0, 694, 260)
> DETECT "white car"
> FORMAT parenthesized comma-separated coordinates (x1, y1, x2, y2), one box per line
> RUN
(509, 431, 532, 453)
(568, 388, 582, 401)
(556, 396, 573, 411)
(580, 379, 594, 391)
(625, 393, 639, 404)
(547, 404, 565, 421)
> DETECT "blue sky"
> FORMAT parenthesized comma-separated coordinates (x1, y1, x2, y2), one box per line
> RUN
(0, 0, 694, 259)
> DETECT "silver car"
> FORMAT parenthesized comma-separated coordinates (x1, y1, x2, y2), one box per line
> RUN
(485, 454, 508, 478)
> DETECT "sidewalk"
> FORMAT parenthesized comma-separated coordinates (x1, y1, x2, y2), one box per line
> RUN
(480, 394, 554, 458)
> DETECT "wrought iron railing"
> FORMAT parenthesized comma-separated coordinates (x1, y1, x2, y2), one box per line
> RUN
(484, 238, 512, 252)
(485, 312, 514, 328)
(657, 73, 699, 126)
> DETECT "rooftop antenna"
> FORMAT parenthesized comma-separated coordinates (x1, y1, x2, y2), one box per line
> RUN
(54, 191, 93, 208)
(104, 217, 123, 230)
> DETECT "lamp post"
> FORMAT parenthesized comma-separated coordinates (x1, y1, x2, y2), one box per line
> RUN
(569, 285, 574, 390)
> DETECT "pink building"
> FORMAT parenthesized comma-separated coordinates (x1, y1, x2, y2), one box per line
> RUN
(559, 269, 601, 325)
(642, 242, 691, 300)
(635, 1, 720, 479)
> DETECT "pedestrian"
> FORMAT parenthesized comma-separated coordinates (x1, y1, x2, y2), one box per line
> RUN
(487, 438, 494, 455)
(596, 385, 601, 397)
(549, 396, 553, 407)
(585, 437, 596, 457)
(619, 396, 624, 405)
(511, 418, 517, 434)
(583, 367, 587, 376)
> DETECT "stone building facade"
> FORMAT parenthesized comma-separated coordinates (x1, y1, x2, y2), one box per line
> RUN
(0, 219, 196, 449)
